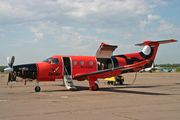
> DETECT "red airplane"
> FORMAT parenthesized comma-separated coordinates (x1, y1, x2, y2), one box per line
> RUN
(4, 39, 177, 92)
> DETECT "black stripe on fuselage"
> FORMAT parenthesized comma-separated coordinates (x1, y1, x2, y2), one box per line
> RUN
(112, 55, 142, 73)
(111, 56, 119, 68)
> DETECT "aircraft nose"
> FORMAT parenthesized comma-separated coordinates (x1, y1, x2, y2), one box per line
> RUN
(13, 64, 37, 79)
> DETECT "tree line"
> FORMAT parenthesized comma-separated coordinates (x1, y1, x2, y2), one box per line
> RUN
(0, 66, 7, 72)
(155, 63, 180, 68)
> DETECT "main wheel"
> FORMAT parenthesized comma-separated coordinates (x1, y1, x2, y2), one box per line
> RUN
(35, 86, 41, 92)
(91, 83, 99, 91)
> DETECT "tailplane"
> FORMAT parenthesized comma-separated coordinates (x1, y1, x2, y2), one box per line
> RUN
(135, 39, 177, 46)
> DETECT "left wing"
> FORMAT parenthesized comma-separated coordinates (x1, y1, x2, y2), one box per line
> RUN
(73, 60, 148, 79)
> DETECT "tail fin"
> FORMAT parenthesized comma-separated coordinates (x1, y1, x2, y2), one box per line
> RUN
(136, 39, 177, 68)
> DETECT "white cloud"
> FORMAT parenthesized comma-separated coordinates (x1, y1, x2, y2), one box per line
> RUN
(140, 14, 161, 28)
(35, 33, 43, 39)
(18, 38, 38, 44)
(0, 0, 168, 28)
(62, 27, 73, 30)
(148, 14, 161, 20)
(158, 19, 173, 31)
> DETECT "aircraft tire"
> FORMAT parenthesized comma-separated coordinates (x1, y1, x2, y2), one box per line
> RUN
(91, 83, 99, 91)
(35, 86, 41, 92)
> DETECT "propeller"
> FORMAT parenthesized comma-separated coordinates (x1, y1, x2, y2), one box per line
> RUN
(4, 56, 16, 83)
(9, 56, 15, 68)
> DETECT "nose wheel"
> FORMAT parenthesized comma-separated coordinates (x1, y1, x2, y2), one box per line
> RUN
(35, 80, 41, 92)
(35, 86, 41, 92)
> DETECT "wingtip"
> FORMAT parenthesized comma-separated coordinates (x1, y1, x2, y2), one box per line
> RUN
(170, 39, 178, 42)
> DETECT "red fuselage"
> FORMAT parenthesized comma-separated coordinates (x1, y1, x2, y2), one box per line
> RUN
(36, 56, 98, 81)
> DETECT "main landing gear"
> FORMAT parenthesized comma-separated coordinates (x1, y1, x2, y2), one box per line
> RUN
(89, 78, 99, 91)
(91, 83, 99, 91)
(35, 80, 41, 92)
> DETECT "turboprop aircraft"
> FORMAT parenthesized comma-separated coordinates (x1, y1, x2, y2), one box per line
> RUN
(4, 39, 177, 92)
(140, 64, 155, 73)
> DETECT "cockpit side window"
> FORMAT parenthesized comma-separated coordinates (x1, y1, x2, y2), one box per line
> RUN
(52, 58, 60, 64)
(43, 57, 53, 62)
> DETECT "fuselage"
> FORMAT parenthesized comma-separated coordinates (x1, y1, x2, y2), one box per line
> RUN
(13, 51, 151, 82)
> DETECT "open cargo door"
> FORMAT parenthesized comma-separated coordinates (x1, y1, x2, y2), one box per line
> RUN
(96, 42, 117, 58)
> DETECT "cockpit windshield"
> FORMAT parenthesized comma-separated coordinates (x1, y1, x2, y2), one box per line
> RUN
(43, 57, 60, 64)
(43, 57, 53, 62)
(52, 58, 59, 64)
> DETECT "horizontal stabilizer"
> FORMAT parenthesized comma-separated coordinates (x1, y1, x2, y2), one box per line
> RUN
(135, 39, 178, 46)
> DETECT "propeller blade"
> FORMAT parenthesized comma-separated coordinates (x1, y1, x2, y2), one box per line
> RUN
(10, 56, 15, 68)
(6, 56, 16, 86)
(11, 71, 15, 81)
(7, 57, 10, 66)
(8, 73, 11, 82)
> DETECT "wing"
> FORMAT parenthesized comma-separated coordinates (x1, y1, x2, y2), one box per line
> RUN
(73, 60, 148, 80)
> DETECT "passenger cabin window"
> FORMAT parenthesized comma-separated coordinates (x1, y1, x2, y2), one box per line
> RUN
(89, 60, 93, 65)
(80, 60, 84, 65)
(52, 58, 59, 64)
(73, 60, 77, 65)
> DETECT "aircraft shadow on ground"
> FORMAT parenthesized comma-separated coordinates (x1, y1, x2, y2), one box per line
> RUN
(40, 84, 172, 96)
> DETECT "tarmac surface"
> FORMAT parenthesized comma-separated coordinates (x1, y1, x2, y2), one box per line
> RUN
(0, 72, 180, 120)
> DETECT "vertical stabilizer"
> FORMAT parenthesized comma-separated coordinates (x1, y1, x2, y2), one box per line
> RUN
(136, 39, 177, 68)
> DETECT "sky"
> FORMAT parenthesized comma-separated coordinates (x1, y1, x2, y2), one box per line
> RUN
(0, 0, 180, 66)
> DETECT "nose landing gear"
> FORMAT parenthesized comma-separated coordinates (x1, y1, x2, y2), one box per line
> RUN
(35, 86, 41, 92)
(35, 80, 41, 92)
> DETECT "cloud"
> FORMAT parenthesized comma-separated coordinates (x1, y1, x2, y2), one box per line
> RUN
(1, 0, 179, 65)
(0, 0, 168, 28)
(158, 19, 173, 31)
(18, 38, 38, 44)
(62, 27, 73, 30)
(148, 14, 161, 20)
(140, 14, 161, 28)
(35, 33, 44, 39)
